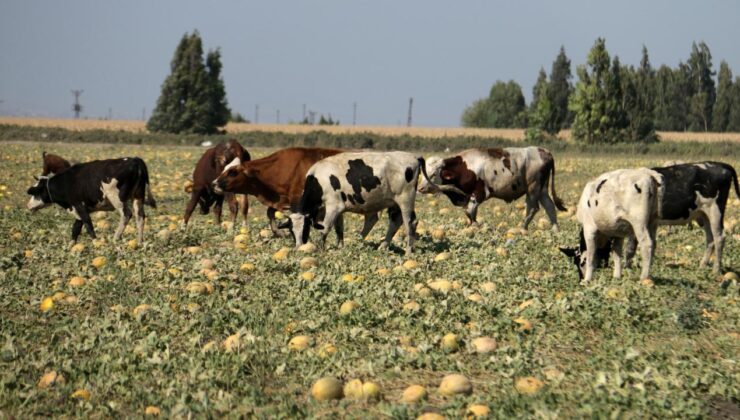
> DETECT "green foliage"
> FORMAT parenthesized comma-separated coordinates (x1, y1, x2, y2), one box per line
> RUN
(712, 61, 733, 132)
(230, 112, 249, 123)
(729, 77, 740, 132)
(0, 142, 737, 417)
(654, 64, 691, 131)
(620, 47, 658, 143)
(687, 42, 716, 132)
(547, 46, 574, 132)
(462, 81, 527, 128)
(147, 31, 230, 135)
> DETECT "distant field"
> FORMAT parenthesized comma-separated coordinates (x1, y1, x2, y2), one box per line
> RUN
(3, 116, 740, 143)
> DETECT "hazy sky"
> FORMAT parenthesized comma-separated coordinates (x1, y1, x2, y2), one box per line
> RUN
(1, 1, 738, 127)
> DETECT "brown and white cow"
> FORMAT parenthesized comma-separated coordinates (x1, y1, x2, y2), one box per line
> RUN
(213, 147, 382, 237)
(27, 157, 157, 243)
(183, 139, 250, 227)
(279, 152, 446, 255)
(42, 151, 72, 175)
(560, 168, 662, 283)
(418, 147, 566, 231)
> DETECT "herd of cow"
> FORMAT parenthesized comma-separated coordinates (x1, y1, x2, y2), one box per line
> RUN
(26, 141, 738, 283)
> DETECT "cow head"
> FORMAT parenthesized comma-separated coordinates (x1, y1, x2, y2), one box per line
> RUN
(559, 229, 613, 280)
(278, 213, 322, 248)
(26, 176, 52, 211)
(213, 158, 246, 194)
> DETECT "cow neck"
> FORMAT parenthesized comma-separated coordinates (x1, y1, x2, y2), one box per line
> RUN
(46, 177, 68, 208)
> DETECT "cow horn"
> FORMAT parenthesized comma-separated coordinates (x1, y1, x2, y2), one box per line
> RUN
(431, 183, 467, 196)
(33, 175, 39, 181)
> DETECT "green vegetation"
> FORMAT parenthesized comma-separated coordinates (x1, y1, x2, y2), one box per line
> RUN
(465, 39, 740, 143)
(147, 31, 230, 135)
(0, 142, 737, 418)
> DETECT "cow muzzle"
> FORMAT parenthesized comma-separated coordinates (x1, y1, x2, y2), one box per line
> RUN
(212, 180, 224, 194)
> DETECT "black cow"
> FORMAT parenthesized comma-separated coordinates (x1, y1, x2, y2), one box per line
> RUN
(27, 157, 157, 243)
(624, 162, 739, 273)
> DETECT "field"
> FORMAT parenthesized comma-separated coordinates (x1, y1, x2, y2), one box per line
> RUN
(0, 141, 738, 418)
(3, 116, 740, 143)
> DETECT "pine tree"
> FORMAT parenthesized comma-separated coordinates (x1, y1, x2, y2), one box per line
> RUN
(527, 68, 552, 136)
(547, 46, 573, 131)
(728, 77, 740, 132)
(147, 31, 230, 134)
(712, 61, 733, 132)
(687, 42, 716, 131)
(623, 46, 657, 142)
(570, 38, 612, 144)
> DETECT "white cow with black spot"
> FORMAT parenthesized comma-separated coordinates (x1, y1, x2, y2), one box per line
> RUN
(26, 157, 156, 243)
(279, 151, 459, 255)
(560, 168, 662, 283)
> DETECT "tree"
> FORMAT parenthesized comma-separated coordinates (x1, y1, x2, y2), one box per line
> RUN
(728, 77, 740, 132)
(547, 46, 573, 131)
(461, 80, 527, 128)
(147, 31, 230, 134)
(621, 46, 657, 142)
(570, 38, 615, 144)
(712, 61, 733, 131)
(687, 41, 716, 131)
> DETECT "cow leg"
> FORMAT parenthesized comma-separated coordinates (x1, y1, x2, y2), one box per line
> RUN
(379, 205, 403, 251)
(76, 207, 96, 240)
(582, 228, 598, 283)
(539, 193, 559, 232)
(226, 193, 238, 228)
(267, 207, 289, 237)
(360, 212, 379, 239)
(698, 215, 714, 269)
(133, 198, 145, 243)
(611, 237, 624, 278)
(238, 194, 249, 227)
(707, 208, 724, 272)
(183, 189, 201, 227)
(71, 220, 84, 242)
(401, 206, 417, 255)
(334, 214, 344, 248)
(213, 195, 224, 225)
(318, 207, 341, 250)
(633, 222, 656, 280)
(521, 193, 540, 231)
(624, 235, 637, 268)
(113, 202, 132, 241)
(465, 198, 480, 225)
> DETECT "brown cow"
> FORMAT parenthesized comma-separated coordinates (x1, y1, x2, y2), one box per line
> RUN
(183, 139, 250, 227)
(42, 151, 72, 175)
(212, 147, 380, 237)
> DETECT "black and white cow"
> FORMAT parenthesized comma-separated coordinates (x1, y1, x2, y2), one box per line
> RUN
(26, 158, 157, 243)
(625, 161, 739, 273)
(418, 147, 566, 231)
(279, 151, 457, 255)
(560, 168, 661, 283)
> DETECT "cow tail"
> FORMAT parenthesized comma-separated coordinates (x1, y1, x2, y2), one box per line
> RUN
(138, 159, 157, 208)
(549, 159, 567, 211)
(417, 157, 433, 185)
(729, 164, 740, 199)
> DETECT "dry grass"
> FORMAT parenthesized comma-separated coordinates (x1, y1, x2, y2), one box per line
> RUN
(2, 116, 739, 143)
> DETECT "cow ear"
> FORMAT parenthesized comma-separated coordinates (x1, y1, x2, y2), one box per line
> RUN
(440, 169, 455, 181)
(559, 247, 577, 258)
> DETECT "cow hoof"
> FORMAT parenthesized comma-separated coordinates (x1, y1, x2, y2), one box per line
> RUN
(551, 225, 559, 233)
(378, 242, 389, 251)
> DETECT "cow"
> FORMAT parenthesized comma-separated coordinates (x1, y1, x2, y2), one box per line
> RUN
(183, 139, 250, 227)
(417, 147, 567, 231)
(277, 151, 459, 255)
(42, 151, 72, 175)
(26, 157, 157, 243)
(213, 147, 382, 237)
(624, 162, 739, 273)
(559, 168, 661, 283)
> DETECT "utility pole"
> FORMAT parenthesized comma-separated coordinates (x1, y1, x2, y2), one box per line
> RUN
(276, 109, 280, 124)
(142, 107, 146, 121)
(254, 104, 259, 124)
(302, 104, 306, 121)
(107, 107, 112, 120)
(407, 97, 413, 127)
(353, 102, 357, 125)
(71, 90, 84, 118)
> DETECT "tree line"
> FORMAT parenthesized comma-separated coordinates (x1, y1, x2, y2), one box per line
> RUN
(462, 39, 740, 143)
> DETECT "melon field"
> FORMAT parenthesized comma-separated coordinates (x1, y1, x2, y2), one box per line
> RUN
(0, 141, 738, 418)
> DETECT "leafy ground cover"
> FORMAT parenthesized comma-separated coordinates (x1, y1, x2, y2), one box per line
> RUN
(0, 142, 738, 418)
